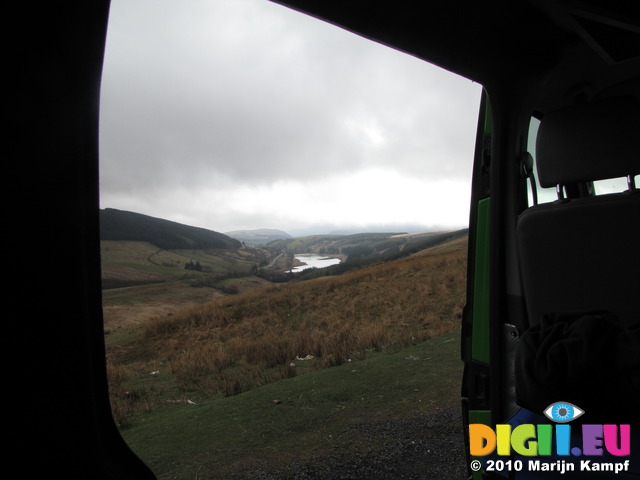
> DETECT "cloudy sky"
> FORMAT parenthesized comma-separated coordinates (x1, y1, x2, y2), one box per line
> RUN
(99, 0, 482, 236)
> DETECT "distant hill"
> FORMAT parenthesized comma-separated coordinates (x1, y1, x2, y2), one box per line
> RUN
(257, 229, 469, 282)
(99, 208, 241, 250)
(225, 228, 292, 245)
(266, 229, 468, 259)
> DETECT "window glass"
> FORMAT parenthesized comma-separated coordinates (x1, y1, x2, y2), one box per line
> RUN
(594, 176, 638, 194)
(526, 117, 557, 206)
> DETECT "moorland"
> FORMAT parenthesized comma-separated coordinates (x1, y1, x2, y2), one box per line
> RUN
(100, 208, 469, 479)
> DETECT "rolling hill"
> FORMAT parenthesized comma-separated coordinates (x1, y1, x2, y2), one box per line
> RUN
(100, 208, 241, 250)
(257, 228, 469, 281)
(266, 229, 468, 258)
(99, 207, 469, 295)
(225, 228, 292, 245)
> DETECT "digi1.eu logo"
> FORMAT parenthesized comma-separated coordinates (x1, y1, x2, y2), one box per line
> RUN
(468, 401, 633, 475)
(469, 401, 632, 458)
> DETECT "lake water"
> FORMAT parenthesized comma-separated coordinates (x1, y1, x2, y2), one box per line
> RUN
(288, 254, 341, 273)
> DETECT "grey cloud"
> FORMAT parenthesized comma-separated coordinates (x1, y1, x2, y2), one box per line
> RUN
(99, 0, 481, 232)
(100, 0, 480, 190)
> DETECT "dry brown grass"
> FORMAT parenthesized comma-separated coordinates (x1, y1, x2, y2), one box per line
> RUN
(137, 242, 467, 398)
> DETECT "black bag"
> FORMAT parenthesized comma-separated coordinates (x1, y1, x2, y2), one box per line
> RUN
(515, 311, 640, 424)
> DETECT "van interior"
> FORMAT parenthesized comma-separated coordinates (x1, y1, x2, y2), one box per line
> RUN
(12, 1, 638, 478)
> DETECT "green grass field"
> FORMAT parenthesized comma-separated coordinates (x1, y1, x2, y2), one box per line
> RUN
(120, 332, 463, 479)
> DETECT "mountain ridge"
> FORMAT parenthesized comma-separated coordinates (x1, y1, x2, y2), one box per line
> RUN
(99, 208, 241, 250)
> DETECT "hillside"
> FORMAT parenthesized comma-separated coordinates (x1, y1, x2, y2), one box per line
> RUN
(100, 208, 241, 250)
(105, 235, 469, 478)
(100, 209, 275, 291)
(258, 228, 468, 282)
(106, 235, 467, 418)
(225, 228, 292, 245)
(267, 229, 467, 258)
(99, 209, 468, 290)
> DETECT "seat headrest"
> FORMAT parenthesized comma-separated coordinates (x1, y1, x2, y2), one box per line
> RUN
(535, 96, 640, 188)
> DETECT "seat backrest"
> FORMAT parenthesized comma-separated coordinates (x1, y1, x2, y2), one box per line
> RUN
(517, 95, 640, 329)
(514, 95, 640, 421)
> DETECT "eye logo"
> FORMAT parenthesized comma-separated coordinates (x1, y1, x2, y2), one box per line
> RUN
(544, 402, 584, 423)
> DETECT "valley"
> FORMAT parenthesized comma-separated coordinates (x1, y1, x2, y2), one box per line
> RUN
(100, 208, 469, 479)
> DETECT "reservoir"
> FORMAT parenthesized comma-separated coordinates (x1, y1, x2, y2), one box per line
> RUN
(288, 254, 341, 273)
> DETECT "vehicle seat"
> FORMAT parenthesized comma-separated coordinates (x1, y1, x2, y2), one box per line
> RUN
(517, 95, 639, 329)
(514, 95, 640, 422)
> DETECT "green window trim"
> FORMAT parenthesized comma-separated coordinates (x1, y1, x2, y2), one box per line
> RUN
(471, 197, 490, 364)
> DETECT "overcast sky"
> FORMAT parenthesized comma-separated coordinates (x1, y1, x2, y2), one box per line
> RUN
(99, 0, 482, 236)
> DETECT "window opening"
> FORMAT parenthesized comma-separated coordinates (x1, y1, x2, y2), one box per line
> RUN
(99, 1, 482, 477)
(526, 116, 556, 206)
(593, 175, 639, 194)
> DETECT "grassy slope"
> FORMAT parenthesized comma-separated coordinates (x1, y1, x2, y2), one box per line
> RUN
(266, 230, 467, 258)
(125, 244, 466, 397)
(106, 236, 468, 478)
(101, 240, 273, 287)
(121, 332, 463, 480)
